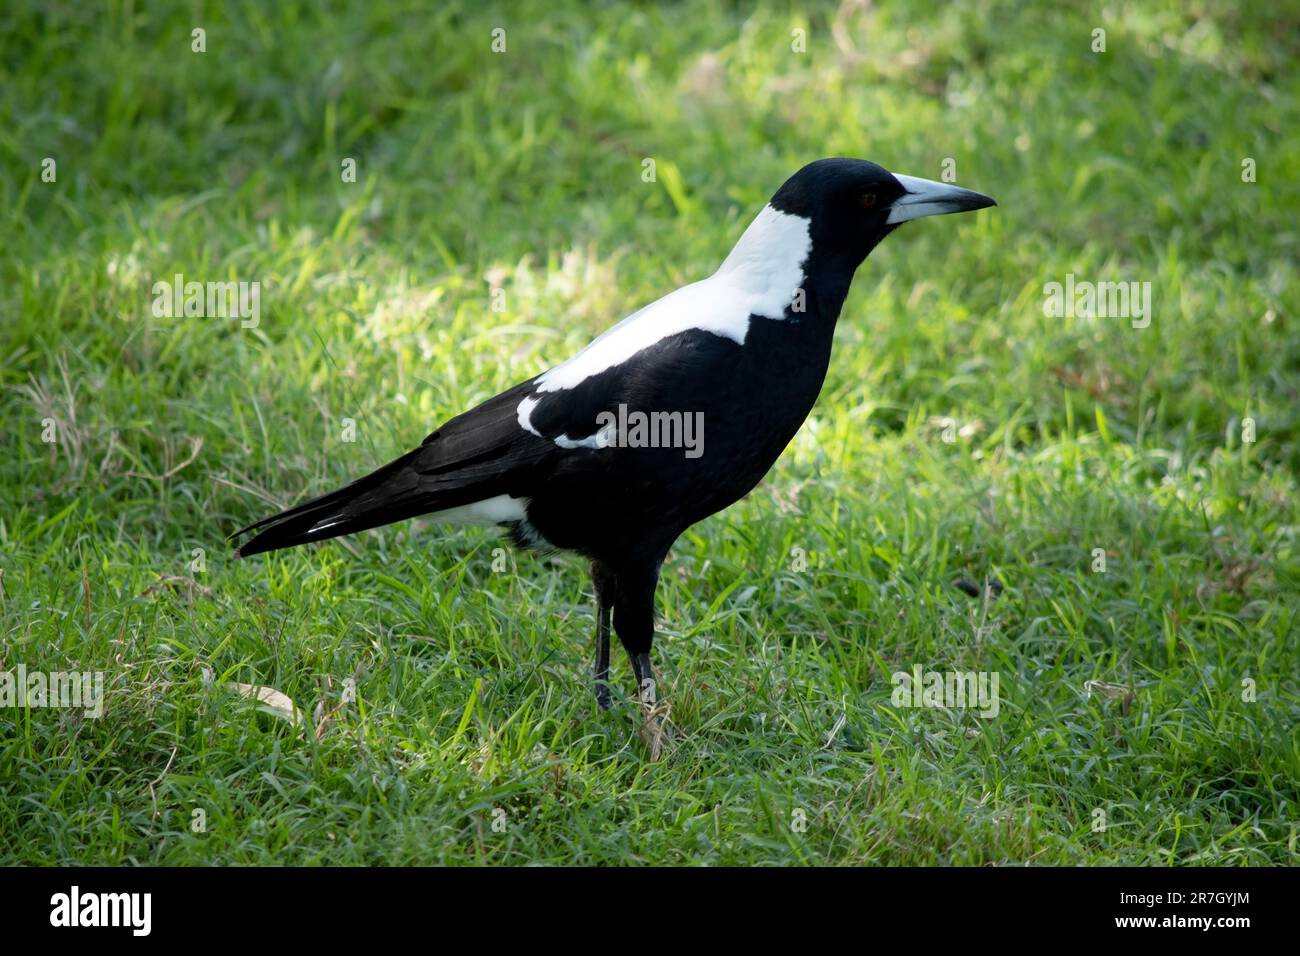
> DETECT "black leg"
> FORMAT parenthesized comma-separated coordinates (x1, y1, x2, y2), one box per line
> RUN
(612, 557, 670, 756)
(591, 560, 617, 710)
(631, 652, 656, 705)
(612, 559, 660, 692)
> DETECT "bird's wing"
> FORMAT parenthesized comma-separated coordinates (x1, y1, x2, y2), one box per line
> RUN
(517, 329, 734, 449)
(413, 379, 553, 485)
(235, 265, 786, 555)
(510, 266, 778, 450)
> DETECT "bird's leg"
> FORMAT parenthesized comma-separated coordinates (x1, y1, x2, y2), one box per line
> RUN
(591, 560, 617, 711)
(631, 652, 657, 706)
(613, 559, 670, 757)
(632, 648, 668, 760)
(594, 607, 612, 710)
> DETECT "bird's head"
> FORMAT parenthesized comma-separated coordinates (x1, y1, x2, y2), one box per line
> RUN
(768, 157, 996, 266)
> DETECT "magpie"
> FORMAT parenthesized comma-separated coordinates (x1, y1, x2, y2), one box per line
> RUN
(232, 158, 995, 717)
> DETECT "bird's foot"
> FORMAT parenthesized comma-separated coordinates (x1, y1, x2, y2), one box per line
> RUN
(594, 680, 612, 711)
(633, 655, 671, 760)
(637, 696, 672, 761)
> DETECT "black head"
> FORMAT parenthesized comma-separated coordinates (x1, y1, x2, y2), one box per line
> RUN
(769, 157, 996, 269)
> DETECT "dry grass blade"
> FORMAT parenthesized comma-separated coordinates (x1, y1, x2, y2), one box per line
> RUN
(1084, 680, 1136, 716)
(203, 668, 309, 732)
(123, 436, 203, 481)
(140, 574, 213, 602)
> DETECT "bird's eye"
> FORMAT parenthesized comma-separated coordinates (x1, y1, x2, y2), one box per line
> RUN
(861, 192, 877, 209)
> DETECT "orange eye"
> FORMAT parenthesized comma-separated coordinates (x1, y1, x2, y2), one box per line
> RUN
(861, 192, 877, 208)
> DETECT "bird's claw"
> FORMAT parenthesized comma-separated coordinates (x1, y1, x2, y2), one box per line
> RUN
(636, 675, 671, 760)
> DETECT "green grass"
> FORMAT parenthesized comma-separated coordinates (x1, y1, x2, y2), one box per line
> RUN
(2, 0, 1298, 865)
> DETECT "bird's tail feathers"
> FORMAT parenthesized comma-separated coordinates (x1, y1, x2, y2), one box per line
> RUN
(231, 449, 482, 557)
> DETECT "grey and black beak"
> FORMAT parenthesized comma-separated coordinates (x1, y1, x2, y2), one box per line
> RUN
(887, 173, 997, 224)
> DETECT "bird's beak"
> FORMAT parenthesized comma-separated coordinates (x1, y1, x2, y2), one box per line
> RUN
(886, 173, 997, 224)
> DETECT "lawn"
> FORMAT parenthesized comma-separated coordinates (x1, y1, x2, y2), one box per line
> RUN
(1, 0, 1297, 865)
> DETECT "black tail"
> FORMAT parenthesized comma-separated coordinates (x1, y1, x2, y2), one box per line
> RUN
(231, 448, 477, 558)
(232, 380, 547, 558)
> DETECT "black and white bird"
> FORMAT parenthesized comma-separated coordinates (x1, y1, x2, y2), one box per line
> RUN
(232, 158, 995, 715)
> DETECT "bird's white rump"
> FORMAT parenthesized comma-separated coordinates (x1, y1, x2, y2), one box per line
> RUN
(431, 494, 530, 526)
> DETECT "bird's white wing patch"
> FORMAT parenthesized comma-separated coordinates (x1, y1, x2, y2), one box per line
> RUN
(529, 204, 811, 398)
(516, 395, 542, 436)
